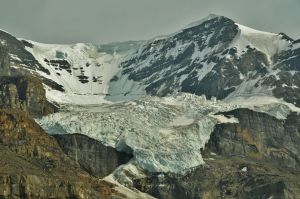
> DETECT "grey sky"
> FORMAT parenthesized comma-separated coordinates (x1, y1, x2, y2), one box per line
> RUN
(0, 0, 299, 44)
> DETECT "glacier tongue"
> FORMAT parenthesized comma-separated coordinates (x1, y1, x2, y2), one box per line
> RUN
(37, 93, 236, 173)
(36, 93, 300, 173)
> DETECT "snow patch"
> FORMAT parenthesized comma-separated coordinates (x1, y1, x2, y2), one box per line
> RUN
(103, 164, 155, 199)
(235, 24, 290, 61)
(211, 114, 239, 124)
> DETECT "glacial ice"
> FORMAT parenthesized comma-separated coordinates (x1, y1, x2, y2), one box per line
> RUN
(37, 93, 234, 173)
(37, 93, 299, 173)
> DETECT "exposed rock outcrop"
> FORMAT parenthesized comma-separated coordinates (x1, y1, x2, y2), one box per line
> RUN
(54, 133, 133, 178)
(1, 14, 300, 198)
(110, 15, 300, 106)
(0, 43, 57, 118)
(133, 156, 300, 199)
(0, 76, 57, 118)
(0, 109, 123, 199)
(0, 44, 10, 75)
(131, 108, 300, 199)
(207, 108, 300, 171)
(0, 30, 50, 75)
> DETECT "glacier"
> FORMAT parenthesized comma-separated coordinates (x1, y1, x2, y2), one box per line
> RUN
(36, 93, 299, 173)
(37, 93, 233, 173)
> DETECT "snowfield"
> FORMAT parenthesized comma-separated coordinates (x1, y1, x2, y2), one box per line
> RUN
(25, 40, 143, 104)
(235, 23, 290, 61)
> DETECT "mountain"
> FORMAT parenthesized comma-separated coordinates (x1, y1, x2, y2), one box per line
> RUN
(1, 14, 300, 106)
(1, 14, 300, 199)
(111, 14, 300, 106)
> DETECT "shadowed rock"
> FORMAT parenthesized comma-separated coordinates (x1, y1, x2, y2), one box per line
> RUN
(54, 133, 133, 178)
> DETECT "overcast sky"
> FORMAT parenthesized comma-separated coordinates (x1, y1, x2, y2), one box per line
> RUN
(0, 0, 299, 44)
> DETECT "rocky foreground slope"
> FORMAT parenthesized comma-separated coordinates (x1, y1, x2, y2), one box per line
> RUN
(0, 109, 154, 199)
(0, 109, 105, 198)
(0, 14, 300, 199)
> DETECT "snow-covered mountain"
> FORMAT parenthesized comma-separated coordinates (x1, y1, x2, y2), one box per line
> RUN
(1, 14, 300, 198)
(112, 14, 299, 105)
(1, 14, 300, 173)
(1, 14, 299, 106)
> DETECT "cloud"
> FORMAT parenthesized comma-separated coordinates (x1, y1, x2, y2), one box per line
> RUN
(0, 0, 299, 43)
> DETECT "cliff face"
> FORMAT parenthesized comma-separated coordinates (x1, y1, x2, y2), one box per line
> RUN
(0, 30, 50, 75)
(0, 43, 57, 118)
(0, 76, 57, 118)
(0, 109, 122, 199)
(133, 156, 300, 199)
(207, 108, 300, 171)
(54, 134, 133, 178)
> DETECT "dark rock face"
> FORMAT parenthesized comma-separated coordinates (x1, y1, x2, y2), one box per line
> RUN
(0, 76, 57, 118)
(0, 41, 57, 118)
(207, 108, 300, 171)
(44, 58, 72, 74)
(119, 16, 243, 99)
(2, 17, 300, 105)
(0, 109, 117, 199)
(1, 16, 300, 198)
(0, 30, 64, 93)
(0, 30, 50, 75)
(54, 134, 133, 178)
(133, 157, 300, 199)
(270, 46, 300, 106)
(0, 44, 10, 75)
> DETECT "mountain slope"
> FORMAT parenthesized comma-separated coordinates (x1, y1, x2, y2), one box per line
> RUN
(111, 14, 299, 106)
(0, 109, 108, 198)
(24, 41, 142, 104)
(1, 14, 299, 106)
